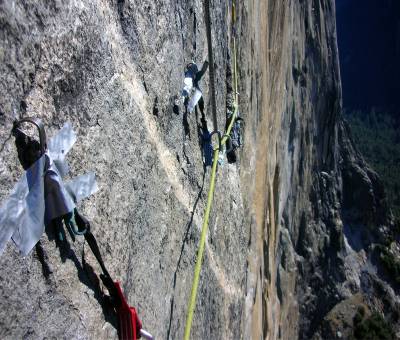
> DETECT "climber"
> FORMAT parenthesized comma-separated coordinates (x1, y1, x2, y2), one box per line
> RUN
(179, 60, 209, 113)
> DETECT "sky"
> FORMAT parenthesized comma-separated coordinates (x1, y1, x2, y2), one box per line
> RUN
(335, 0, 400, 116)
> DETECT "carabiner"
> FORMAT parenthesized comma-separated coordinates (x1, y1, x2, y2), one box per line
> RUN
(12, 117, 47, 155)
(210, 130, 222, 151)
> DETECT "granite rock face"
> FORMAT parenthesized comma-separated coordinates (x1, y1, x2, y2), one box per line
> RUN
(1, 1, 245, 339)
(0, 0, 398, 339)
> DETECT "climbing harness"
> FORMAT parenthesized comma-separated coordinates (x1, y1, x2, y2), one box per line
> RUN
(183, 1, 240, 338)
(2, 119, 152, 340)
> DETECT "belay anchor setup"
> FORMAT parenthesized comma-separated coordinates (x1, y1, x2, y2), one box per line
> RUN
(0, 118, 153, 340)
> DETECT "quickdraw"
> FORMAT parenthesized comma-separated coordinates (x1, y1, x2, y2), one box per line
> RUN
(10, 118, 153, 340)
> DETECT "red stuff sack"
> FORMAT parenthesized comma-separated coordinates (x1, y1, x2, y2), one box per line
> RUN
(114, 282, 142, 340)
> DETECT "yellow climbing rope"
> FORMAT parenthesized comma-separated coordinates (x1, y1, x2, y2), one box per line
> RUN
(183, 1, 239, 338)
(183, 148, 219, 340)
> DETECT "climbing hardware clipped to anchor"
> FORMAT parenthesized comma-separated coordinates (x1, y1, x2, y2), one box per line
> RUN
(0, 118, 153, 340)
(0, 118, 97, 255)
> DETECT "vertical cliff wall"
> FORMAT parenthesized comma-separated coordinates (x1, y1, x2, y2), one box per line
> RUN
(236, 0, 342, 338)
(237, 0, 399, 339)
(1, 0, 398, 339)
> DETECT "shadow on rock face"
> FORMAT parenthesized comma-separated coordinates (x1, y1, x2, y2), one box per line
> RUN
(35, 241, 53, 280)
(196, 100, 213, 170)
(166, 166, 206, 339)
(173, 104, 180, 115)
(183, 110, 190, 138)
(43, 221, 118, 331)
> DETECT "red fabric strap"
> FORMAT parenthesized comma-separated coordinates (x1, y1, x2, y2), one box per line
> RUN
(114, 282, 142, 340)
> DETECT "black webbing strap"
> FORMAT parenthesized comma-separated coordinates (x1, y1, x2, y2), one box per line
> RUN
(84, 231, 110, 278)
(74, 210, 120, 303)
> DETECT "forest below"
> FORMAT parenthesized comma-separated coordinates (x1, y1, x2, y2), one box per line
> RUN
(345, 109, 400, 221)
